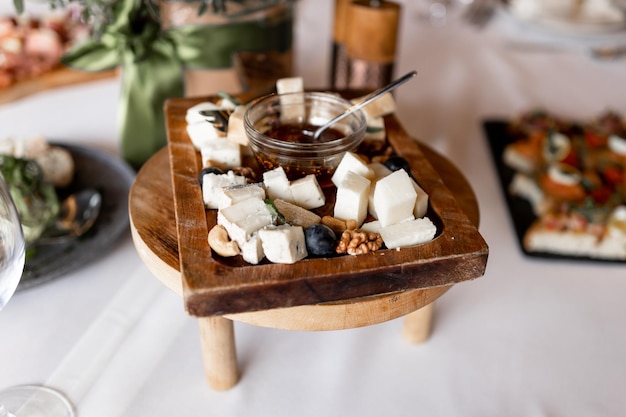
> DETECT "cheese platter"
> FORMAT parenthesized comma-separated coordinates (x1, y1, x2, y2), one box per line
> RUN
(164, 93, 489, 317)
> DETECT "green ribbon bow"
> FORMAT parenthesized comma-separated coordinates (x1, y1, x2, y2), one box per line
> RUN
(62, 0, 292, 168)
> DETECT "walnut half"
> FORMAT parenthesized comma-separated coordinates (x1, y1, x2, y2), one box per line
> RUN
(336, 229, 384, 256)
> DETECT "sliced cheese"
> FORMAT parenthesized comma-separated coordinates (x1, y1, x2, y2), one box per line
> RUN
(202, 171, 246, 209)
(259, 225, 308, 264)
(187, 121, 226, 150)
(360, 220, 382, 234)
(380, 217, 437, 249)
(216, 183, 266, 209)
(200, 138, 241, 168)
(217, 197, 274, 246)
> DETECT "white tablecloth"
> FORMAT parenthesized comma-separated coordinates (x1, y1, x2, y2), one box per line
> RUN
(1, 1, 626, 416)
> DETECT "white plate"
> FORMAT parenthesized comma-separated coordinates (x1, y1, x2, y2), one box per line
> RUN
(18, 143, 135, 290)
(504, 1, 626, 36)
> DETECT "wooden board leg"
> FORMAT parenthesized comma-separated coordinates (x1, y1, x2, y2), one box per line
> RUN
(198, 316, 239, 390)
(402, 302, 435, 344)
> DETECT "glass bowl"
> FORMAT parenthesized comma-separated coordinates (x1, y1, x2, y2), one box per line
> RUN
(244, 91, 367, 186)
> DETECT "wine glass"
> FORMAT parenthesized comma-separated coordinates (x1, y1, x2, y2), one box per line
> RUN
(0, 175, 74, 417)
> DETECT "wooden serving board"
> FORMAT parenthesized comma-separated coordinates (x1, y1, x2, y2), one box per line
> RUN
(0, 66, 118, 105)
(164, 95, 489, 317)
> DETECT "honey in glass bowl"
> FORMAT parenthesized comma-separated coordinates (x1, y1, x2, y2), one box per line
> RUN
(244, 92, 367, 187)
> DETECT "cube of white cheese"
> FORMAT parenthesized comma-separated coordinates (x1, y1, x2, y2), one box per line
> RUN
(360, 220, 382, 234)
(202, 171, 247, 209)
(380, 217, 437, 249)
(263, 167, 294, 202)
(187, 122, 226, 149)
(367, 162, 393, 218)
(290, 174, 325, 209)
(276, 77, 304, 123)
(276, 77, 304, 95)
(216, 183, 266, 209)
(331, 152, 374, 187)
(200, 138, 241, 168)
(352, 92, 396, 120)
(226, 104, 249, 146)
(241, 233, 265, 265)
(368, 162, 392, 180)
(334, 171, 370, 226)
(372, 169, 417, 227)
(259, 225, 308, 264)
(185, 101, 218, 124)
(217, 198, 274, 246)
(412, 179, 429, 219)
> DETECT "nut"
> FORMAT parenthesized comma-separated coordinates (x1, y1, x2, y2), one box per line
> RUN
(321, 216, 358, 234)
(231, 166, 257, 181)
(208, 224, 240, 257)
(321, 216, 346, 234)
(336, 229, 384, 255)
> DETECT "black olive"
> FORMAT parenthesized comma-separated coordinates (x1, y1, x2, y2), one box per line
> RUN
(304, 224, 338, 257)
(384, 155, 412, 177)
(198, 166, 224, 186)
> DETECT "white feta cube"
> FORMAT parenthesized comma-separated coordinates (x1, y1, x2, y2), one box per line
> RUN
(226, 104, 249, 146)
(216, 183, 266, 209)
(372, 169, 417, 227)
(334, 171, 370, 226)
(217, 197, 274, 246)
(199, 138, 241, 168)
(185, 101, 218, 124)
(186, 122, 226, 149)
(290, 174, 325, 209)
(360, 220, 382, 234)
(277, 77, 305, 123)
(276, 76, 304, 95)
(202, 171, 246, 209)
(352, 92, 396, 120)
(380, 217, 437, 249)
(241, 233, 265, 265)
(263, 167, 294, 202)
(331, 152, 374, 187)
(259, 225, 308, 264)
(367, 162, 393, 218)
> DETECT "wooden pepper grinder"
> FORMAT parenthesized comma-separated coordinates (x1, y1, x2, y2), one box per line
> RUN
(331, 0, 401, 90)
(330, 0, 352, 89)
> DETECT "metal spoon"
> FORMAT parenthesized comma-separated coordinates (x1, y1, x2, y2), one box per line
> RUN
(310, 70, 418, 140)
(35, 188, 102, 245)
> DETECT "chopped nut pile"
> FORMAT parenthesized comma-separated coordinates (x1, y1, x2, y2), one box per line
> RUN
(336, 229, 384, 256)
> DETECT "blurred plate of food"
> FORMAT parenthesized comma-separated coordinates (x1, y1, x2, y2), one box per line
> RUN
(503, 0, 626, 35)
(0, 137, 135, 289)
